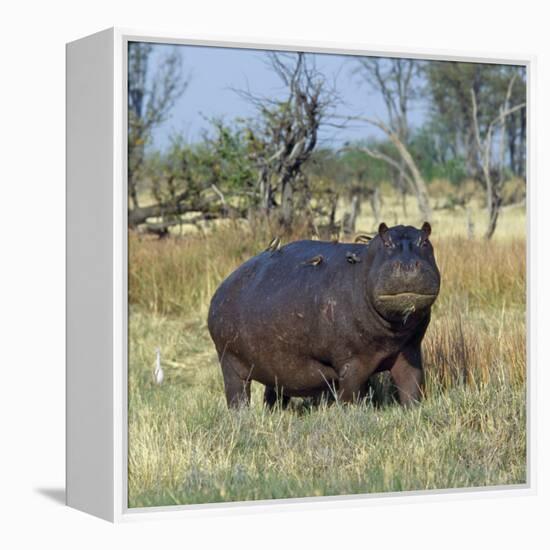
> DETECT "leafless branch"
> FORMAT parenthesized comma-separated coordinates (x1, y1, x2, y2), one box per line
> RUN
(341, 145, 415, 192)
(211, 184, 226, 205)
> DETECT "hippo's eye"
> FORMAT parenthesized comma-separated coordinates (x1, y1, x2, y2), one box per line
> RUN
(420, 239, 430, 248)
(384, 240, 395, 248)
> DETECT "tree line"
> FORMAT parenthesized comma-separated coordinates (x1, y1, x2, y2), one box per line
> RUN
(127, 43, 526, 239)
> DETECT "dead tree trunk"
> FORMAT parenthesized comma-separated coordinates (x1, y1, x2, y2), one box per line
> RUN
(369, 187, 382, 226)
(343, 194, 360, 235)
(395, 159, 408, 216)
(280, 177, 294, 227)
(470, 75, 525, 239)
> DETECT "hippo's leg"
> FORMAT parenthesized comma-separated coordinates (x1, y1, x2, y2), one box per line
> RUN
(263, 386, 291, 410)
(310, 390, 336, 407)
(336, 358, 375, 404)
(220, 352, 251, 408)
(359, 374, 398, 407)
(390, 346, 424, 406)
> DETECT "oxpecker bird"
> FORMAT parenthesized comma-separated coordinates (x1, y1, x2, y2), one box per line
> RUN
(265, 236, 281, 254)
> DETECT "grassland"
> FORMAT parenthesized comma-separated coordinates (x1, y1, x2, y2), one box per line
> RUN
(127, 193, 526, 508)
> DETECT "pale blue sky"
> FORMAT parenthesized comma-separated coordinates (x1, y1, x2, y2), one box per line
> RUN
(145, 43, 428, 151)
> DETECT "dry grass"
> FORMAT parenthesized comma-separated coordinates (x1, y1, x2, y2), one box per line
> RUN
(127, 201, 526, 508)
(129, 222, 525, 317)
(352, 186, 526, 239)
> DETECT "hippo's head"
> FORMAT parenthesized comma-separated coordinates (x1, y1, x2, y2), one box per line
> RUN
(366, 222, 440, 323)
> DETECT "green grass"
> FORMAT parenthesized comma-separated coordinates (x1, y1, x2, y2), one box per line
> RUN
(128, 198, 526, 508)
(128, 312, 525, 507)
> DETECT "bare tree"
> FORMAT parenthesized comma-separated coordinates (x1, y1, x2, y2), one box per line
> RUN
(236, 52, 339, 228)
(470, 74, 525, 239)
(128, 43, 190, 215)
(342, 116, 432, 221)
(354, 57, 415, 141)
(352, 58, 423, 216)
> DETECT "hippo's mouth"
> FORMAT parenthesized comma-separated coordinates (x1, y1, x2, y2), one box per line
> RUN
(377, 292, 438, 300)
(374, 292, 438, 318)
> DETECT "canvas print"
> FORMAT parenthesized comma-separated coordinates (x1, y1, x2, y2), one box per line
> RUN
(127, 41, 527, 508)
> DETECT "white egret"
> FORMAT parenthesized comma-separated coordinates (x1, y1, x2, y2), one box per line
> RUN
(153, 347, 164, 385)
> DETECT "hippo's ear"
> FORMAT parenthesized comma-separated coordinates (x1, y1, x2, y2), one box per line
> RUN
(421, 222, 431, 237)
(378, 222, 389, 236)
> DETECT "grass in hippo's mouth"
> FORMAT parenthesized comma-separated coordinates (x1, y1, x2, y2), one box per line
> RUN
(377, 292, 438, 299)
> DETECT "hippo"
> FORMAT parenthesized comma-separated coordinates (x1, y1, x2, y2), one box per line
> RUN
(207, 222, 440, 409)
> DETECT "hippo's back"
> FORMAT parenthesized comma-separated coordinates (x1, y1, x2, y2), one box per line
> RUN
(207, 240, 368, 352)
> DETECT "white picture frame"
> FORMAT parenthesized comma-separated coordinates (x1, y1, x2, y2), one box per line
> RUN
(66, 27, 536, 522)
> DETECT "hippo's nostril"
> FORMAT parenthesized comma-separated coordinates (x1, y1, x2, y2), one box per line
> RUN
(392, 260, 421, 273)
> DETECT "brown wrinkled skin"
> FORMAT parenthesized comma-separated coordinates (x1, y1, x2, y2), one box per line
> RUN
(208, 224, 440, 409)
